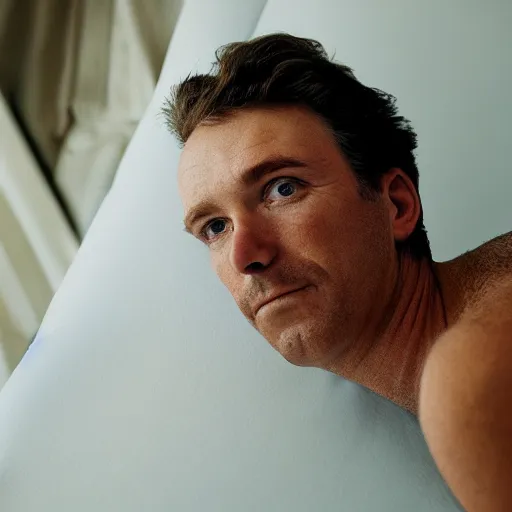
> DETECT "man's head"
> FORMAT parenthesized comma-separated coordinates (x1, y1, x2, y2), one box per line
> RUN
(165, 33, 429, 368)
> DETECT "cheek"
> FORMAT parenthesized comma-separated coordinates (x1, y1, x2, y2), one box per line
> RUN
(289, 197, 391, 277)
(211, 253, 247, 310)
(287, 198, 361, 256)
(211, 253, 231, 289)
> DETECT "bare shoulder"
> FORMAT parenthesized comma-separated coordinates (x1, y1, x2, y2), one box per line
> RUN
(421, 234, 512, 510)
(453, 230, 512, 282)
(435, 231, 512, 325)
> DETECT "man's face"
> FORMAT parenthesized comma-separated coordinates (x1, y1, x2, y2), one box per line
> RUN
(178, 105, 397, 368)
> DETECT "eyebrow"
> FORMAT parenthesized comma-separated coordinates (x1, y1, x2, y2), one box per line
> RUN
(183, 156, 308, 234)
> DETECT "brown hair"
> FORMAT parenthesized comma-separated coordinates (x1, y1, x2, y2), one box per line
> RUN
(163, 33, 431, 260)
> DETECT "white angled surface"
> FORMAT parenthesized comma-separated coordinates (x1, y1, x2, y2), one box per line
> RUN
(0, 0, 509, 510)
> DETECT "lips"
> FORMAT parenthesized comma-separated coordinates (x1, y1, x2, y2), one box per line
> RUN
(255, 286, 308, 315)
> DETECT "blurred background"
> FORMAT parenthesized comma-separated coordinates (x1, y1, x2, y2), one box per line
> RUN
(0, 0, 183, 388)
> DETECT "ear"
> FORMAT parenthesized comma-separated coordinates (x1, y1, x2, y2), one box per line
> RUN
(381, 168, 421, 243)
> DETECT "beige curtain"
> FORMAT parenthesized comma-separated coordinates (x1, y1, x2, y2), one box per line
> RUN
(0, 0, 181, 235)
(0, 0, 181, 387)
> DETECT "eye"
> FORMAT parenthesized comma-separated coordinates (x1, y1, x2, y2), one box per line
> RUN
(265, 178, 301, 201)
(201, 218, 227, 242)
(199, 178, 303, 244)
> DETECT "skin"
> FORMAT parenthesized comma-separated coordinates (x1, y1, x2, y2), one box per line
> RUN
(178, 104, 512, 511)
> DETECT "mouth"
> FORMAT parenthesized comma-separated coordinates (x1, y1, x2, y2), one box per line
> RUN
(256, 286, 309, 315)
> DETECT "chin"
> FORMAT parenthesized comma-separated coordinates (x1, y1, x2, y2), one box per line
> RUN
(270, 325, 333, 368)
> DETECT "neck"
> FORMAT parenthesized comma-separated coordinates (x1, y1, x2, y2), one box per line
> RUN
(328, 253, 448, 415)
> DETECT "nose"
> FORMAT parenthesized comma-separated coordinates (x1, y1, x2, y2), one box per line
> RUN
(229, 217, 277, 275)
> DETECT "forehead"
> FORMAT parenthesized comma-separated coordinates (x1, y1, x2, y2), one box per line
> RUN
(177, 105, 341, 220)
(180, 105, 335, 177)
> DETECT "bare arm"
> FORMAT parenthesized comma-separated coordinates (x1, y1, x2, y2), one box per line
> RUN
(419, 277, 512, 511)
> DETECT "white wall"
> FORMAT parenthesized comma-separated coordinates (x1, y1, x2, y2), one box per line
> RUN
(254, 0, 512, 260)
